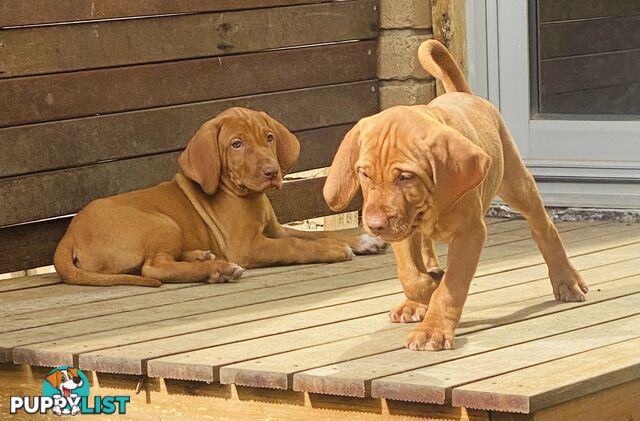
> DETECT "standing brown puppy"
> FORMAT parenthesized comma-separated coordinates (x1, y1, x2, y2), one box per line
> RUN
(54, 108, 387, 287)
(323, 40, 588, 351)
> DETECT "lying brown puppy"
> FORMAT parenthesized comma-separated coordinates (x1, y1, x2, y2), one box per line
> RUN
(324, 40, 588, 351)
(54, 108, 386, 287)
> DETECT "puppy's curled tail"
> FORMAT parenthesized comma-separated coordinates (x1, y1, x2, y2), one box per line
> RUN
(418, 39, 472, 94)
(53, 233, 161, 287)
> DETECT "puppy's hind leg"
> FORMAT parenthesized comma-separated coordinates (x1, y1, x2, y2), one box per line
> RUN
(142, 253, 243, 284)
(497, 127, 588, 302)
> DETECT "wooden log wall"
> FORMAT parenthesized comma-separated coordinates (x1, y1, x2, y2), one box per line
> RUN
(0, 0, 380, 273)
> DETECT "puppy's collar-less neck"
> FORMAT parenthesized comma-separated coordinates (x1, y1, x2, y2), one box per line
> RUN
(174, 174, 228, 257)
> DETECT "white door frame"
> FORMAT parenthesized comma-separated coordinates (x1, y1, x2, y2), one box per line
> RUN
(466, 0, 640, 208)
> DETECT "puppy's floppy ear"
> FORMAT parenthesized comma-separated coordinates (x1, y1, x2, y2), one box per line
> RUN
(67, 368, 79, 378)
(424, 127, 491, 212)
(45, 370, 63, 388)
(179, 119, 221, 195)
(263, 113, 300, 175)
(323, 123, 361, 211)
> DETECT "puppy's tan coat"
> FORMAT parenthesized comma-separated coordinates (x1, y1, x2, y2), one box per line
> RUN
(54, 108, 386, 287)
(324, 40, 588, 351)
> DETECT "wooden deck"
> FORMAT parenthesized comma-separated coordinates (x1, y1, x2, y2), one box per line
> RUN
(1, 218, 640, 421)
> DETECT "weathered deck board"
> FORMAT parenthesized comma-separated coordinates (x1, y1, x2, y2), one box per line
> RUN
(0, 273, 59, 293)
(288, 261, 640, 396)
(452, 337, 640, 414)
(150, 246, 640, 384)
(6, 223, 629, 366)
(0, 220, 620, 318)
(220, 290, 640, 391)
(370, 315, 640, 404)
(3, 225, 624, 352)
(1, 259, 401, 353)
(75, 293, 404, 374)
(5, 228, 631, 369)
(10, 279, 404, 366)
(1, 219, 639, 420)
(218, 273, 640, 391)
(0, 253, 391, 331)
(0, 218, 551, 328)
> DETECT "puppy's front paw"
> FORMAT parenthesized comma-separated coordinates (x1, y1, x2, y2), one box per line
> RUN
(208, 262, 244, 283)
(551, 270, 588, 302)
(405, 320, 455, 351)
(353, 234, 389, 255)
(389, 299, 427, 323)
(555, 281, 587, 302)
(318, 238, 355, 262)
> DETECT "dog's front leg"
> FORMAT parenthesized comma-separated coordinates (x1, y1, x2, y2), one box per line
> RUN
(405, 221, 487, 351)
(243, 236, 355, 267)
(389, 231, 441, 323)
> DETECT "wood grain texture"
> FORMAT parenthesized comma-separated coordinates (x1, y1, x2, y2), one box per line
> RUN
(0, 163, 361, 229)
(290, 255, 640, 396)
(0, 364, 491, 421)
(452, 337, 640, 414)
(1, 221, 567, 365)
(0, 81, 376, 178)
(0, 0, 332, 27)
(0, 41, 376, 127)
(0, 177, 361, 274)
(0, 1, 378, 77)
(240, 273, 640, 394)
(370, 314, 640, 404)
(270, 177, 363, 224)
(73, 294, 402, 375)
(0, 217, 70, 275)
(532, 378, 640, 421)
(431, 0, 467, 96)
(0, 273, 60, 293)
(155, 232, 638, 387)
(1, 220, 639, 419)
(538, 0, 640, 23)
(0, 245, 393, 332)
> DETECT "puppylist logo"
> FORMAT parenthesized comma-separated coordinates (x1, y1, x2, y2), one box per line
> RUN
(10, 366, 130, 416)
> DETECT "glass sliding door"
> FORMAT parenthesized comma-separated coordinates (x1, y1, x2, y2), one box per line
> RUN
(467, 0, 640, 208)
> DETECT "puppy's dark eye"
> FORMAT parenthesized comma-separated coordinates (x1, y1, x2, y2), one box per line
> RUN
(231, 139, 242, 149)
(267, 133, 274, 143)
(399, 172, 414, 181)
(358, 169, 369, 179)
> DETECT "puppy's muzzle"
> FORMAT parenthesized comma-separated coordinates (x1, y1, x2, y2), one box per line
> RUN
(262, 164, 279, 181)
(365, 213, 389, 235)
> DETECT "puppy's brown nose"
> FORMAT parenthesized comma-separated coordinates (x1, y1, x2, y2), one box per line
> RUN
(366, 214, 389, 234)
(262, 165, 279, 180)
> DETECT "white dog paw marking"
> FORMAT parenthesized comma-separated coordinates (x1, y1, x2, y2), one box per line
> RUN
(354, 234, 388, 255)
